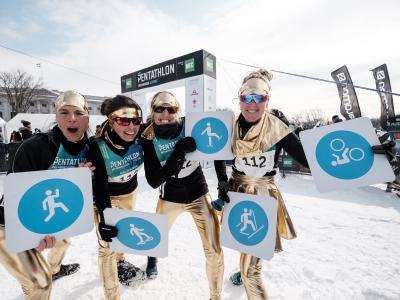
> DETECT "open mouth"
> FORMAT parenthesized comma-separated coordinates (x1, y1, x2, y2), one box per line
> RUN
(67, 127, 79, 133)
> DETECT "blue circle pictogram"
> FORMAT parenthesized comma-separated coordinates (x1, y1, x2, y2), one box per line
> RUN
(228, 200, 268, 246)
(116, 217, 160, 250)
(316, 130, 374, 179)
(18, 179, 84, 234)
(191, 117, 228, 154)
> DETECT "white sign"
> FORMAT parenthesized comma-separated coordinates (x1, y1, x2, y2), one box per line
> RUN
(299, 117, 395, 192)
(4, 168, 94, 253)
(221, 191, 277, 260)
(185, 111, 234, 160)
(104, 208, 168, 258)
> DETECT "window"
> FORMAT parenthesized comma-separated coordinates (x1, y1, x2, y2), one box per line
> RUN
(30, 103, 35, 106)
(42, 103, 47, 107)
(88, 107, 92, 111)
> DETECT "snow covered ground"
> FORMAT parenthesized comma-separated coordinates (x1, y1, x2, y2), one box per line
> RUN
(1, 168, 399, 300)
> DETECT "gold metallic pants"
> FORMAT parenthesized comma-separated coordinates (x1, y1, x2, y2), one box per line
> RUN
(0, 225, 52, 300)
(156, 194, 224, 300)
(94, 189, 137, 300)
(229, 172, 297, 300)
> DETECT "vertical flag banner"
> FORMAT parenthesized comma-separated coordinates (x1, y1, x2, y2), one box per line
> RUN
(4, 168, 94, 253)
(299, 117, 394, 192)
(371, 64, 395, 131)
(331, 65, 362, 120)
(104, 208, 168, 257)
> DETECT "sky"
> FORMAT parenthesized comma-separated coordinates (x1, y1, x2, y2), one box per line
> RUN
(1, 0, 400, 119)
(1, 170, 399, 299)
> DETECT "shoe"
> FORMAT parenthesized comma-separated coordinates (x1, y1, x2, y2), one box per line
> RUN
(117, 260, 146, 286)
(230, 271, 243, 286)
(52, 263, 80, 281)
(146, 257, 158, 279)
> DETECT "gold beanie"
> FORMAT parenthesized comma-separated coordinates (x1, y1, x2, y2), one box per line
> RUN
(54, 90, 88, 112)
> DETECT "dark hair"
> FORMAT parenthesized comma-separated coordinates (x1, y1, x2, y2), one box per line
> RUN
(100, 95, 141, 116)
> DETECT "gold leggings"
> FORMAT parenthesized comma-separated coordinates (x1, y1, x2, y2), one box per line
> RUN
(229, 172, 297, 300)
(0, 226, 71, 300)
(156, 193, 224, 300)
(94, 189, 137, 300)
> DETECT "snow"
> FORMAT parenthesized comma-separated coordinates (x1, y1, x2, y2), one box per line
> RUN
(1, 169, 400, 300)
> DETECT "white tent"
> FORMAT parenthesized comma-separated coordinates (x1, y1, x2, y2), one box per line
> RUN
(5, 113, 106, 143)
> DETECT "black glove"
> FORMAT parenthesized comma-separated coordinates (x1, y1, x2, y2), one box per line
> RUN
(218, 181, 230, 203)
(175, 137, 197, 154)
(372, 140, 396, 162)
(98, 221, 118, 242)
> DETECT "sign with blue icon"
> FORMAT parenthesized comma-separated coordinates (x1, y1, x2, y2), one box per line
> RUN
(185, 111, 234, 160)
(300, 117, 395, 192)
(4, 168, 93, 253)
(104, 208, 168, 257)
(220, 192, 277, 260)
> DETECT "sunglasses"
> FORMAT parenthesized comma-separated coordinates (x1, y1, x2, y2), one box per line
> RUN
(114, 117, 142, 126)
(239, 94, 269, 104)
(153, 106, 178, 114)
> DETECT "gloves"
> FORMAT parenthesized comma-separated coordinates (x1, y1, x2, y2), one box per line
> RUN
(164, 137, 196, 175)
(217, 181, 230, 203)
(98, 221, 118, 242)
(372, 140, 396, 162)
(175, 137, 196, 154)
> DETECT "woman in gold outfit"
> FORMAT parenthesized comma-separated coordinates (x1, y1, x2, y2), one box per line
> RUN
(215, 69, 308, 300)
(140, 91, 224, 300)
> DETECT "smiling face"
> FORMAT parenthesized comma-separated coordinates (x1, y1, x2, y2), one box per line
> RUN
(239, 95, 268, 123)
(153, 105, 178, 125)
(111, 118, 140, 142)
(56, 105, 89, 142)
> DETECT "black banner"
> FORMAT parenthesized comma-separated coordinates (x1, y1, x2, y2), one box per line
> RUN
(121, 50, 216, 93)
(331, 65, 362, 120)
(372, 64, 395, 130)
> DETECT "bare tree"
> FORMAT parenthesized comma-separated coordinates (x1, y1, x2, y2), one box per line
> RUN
(0, 70, 43, 116)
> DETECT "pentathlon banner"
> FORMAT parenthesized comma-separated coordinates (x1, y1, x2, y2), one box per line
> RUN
(371, 64, 395, 131)
(331, 65, 362, 120)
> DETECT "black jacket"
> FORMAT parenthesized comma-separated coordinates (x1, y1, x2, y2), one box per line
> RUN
(88, 126, 144, 219)
(140, 120, 208, 204)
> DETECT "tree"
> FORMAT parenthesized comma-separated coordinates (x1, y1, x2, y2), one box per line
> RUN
(0, 70, 43, 116)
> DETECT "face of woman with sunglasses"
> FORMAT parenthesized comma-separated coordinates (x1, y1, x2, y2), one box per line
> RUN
(111, 114, 141, 142)
(56, 105, 89, 142)
(153, 105, 178, 125)
(239, 94, 269, 123)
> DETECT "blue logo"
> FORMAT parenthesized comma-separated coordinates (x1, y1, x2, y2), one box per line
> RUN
(191, 117, 228, 154)
(19, 179, 84, 234)
(228, 201, 268, 246)
(116, 217, 160, 250)
(316, 130, 374, 179)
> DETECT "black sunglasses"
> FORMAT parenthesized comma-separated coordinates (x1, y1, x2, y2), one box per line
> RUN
(153, 106, 178, 114)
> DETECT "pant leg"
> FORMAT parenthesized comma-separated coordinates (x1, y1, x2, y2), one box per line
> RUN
(185, 194, 224, 300)
(94, 208, 120, 300)
(155, 199, 184, 229)
(47, 239, 71, 274)
(0, 226, 52, 300)
(111, 189, 137, 262)
(240, 253, 268, 300)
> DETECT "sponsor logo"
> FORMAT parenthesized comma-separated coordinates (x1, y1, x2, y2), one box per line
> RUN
(185, 58, 195, 73)
(191, 89, 198, 96)
(205, 57, 214, 72)
(125, 78, 132, 89)
(336, 72, 355, 119)
(377, 70, 385, 80)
